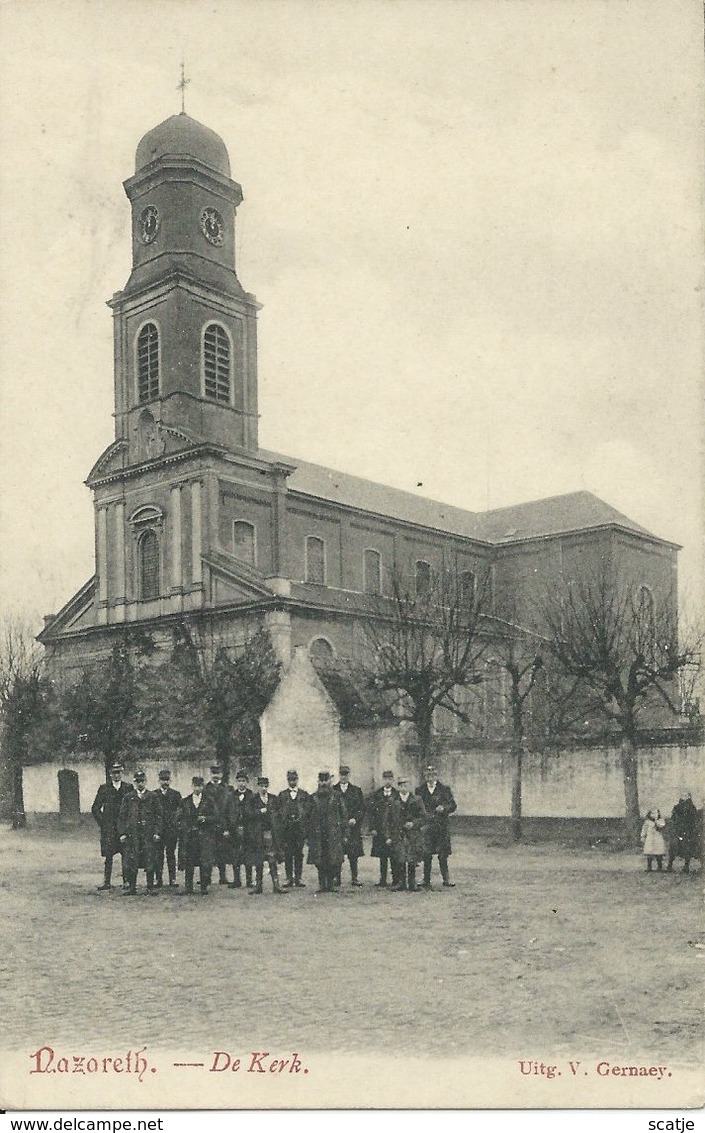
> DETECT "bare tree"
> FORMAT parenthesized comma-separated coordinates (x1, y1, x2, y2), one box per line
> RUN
(358, 564, 493, 767)
(483, 624, 544, 841)
(541, 564, 700, 844)
(0, 615, 45, 827)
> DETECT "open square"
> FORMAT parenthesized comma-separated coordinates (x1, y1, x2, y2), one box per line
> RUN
(2, 824, 701, 1070)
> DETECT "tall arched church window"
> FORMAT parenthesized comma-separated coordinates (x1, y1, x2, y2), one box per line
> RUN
(305, 536, 326, 584)
(415, 560, 431, 597)
(139, 530, 160, 600)
(137, 323, 159, 403)
(363, 549, 382, 596)
(203, 323, 231, 403)
(232, 520, 256, 566)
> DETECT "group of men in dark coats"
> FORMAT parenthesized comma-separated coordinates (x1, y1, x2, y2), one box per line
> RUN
(91, 761, 457, 896)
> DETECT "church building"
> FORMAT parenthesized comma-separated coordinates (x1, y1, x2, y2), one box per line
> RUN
(38, 111, 680, 789)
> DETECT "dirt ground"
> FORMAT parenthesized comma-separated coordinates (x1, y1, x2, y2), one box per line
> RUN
(0, 823, 702, 1066)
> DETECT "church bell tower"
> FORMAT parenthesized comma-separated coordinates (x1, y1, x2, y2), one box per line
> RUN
(109, 112, 259, 457)
(82, 112, 276, 629)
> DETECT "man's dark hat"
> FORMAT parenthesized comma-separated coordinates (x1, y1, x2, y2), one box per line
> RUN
(235, 770, 248, 780)
(134, 770, 146, 782)
(424, 764, 437, 774)
(339, 765, 351, 775)
(210, 765, 222, 774)
(382, 769, 395, 778)
(109, 762, 123, 773)
(257, 776, 269, 787)
(192, 776, 205, 787)
(318, 771, 331, 782)
(158, 769, 171, 780)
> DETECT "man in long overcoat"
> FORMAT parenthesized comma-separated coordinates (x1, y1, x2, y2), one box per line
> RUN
(276, 770, 310, 887)
(91, 762, 134, 890)
(245, 777, 287, 895)
(153, 768, 182, 888)
(389, 775, 427, 891)
(367, 769, 399, 887)
(203, 764, 233, 886)
(416, 764, 457, 888)
(667, 791, 701, 873)
(333, 764, 365, 886)
(118, 770, 163, 895)
(222, 769, 253, 889)
(177, 776, 219, 894)
(305, 771, 348, 893)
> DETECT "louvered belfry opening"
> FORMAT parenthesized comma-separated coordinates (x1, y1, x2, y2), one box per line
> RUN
(204, 323, 231, 403)
(137, 322, 159, 402)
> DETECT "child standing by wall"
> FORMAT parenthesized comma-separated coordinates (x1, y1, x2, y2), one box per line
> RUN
(640, 808, 667, 872)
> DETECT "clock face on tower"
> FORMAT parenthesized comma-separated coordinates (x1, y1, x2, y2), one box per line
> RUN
(138, 205, 159, 244)
(200, 207, 224, 246)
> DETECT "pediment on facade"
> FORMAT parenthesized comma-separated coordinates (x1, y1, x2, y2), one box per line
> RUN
(202, 551, 276, 603)
(38, 578, 96, 642)
(152, 422, 202, 455)
(130, 412, 202, 465)
(87, 441, 128, 483)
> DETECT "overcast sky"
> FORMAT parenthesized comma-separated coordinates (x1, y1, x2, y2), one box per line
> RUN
(0, 0, 702, 625)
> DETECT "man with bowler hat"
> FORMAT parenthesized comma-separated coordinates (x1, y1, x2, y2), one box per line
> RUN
(177, 776, 219, 895)
(154, 769, 182, 888)
(223, 769, 254, 889)
(91, 761, 134, 891)
(389, 775, 427, 891)
(334, 765, 365, 886)
(276, 770, 309, 887)
(203, 764, 233, 885)
(306, 771, 348, 893)
(368, 770, 399, 887)
(416, 764, 457, 888)
(118, 770, 163, 895)
(246, 777, 287, 895)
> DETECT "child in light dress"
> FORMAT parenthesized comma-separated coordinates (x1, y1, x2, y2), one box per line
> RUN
(640, 808, 667, 871)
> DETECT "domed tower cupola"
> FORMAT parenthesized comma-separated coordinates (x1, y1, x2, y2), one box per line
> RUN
(122, 111, 244, 293)
(109, 110, 260, 454)
(136, 112, 232, 177)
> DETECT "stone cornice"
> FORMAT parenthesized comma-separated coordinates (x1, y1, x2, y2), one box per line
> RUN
(107, 265, 260, 312)
(123, 156, 242, 207)
(86, 443, 296, 489)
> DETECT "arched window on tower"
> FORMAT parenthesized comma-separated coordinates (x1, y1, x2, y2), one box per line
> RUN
(232, 520, 256, 566)
(137, 323, 160, 403)
(203, 323, 231, 403)
(139, 530, 160, 600)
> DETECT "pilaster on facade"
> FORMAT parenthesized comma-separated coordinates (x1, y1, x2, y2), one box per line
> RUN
(202, 470, 220, 559)
(271, 470, 289, 577)
(170, 484, 183, 592)
(339, 515, 352, 591)
(114, 501, 126, 602)
(190, 480, 203, 586)
(96, 507, 108, 605)
(265, 607, 293, 666)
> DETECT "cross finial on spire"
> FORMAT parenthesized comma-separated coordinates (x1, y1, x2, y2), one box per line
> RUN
(177, 60, 190, 114)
